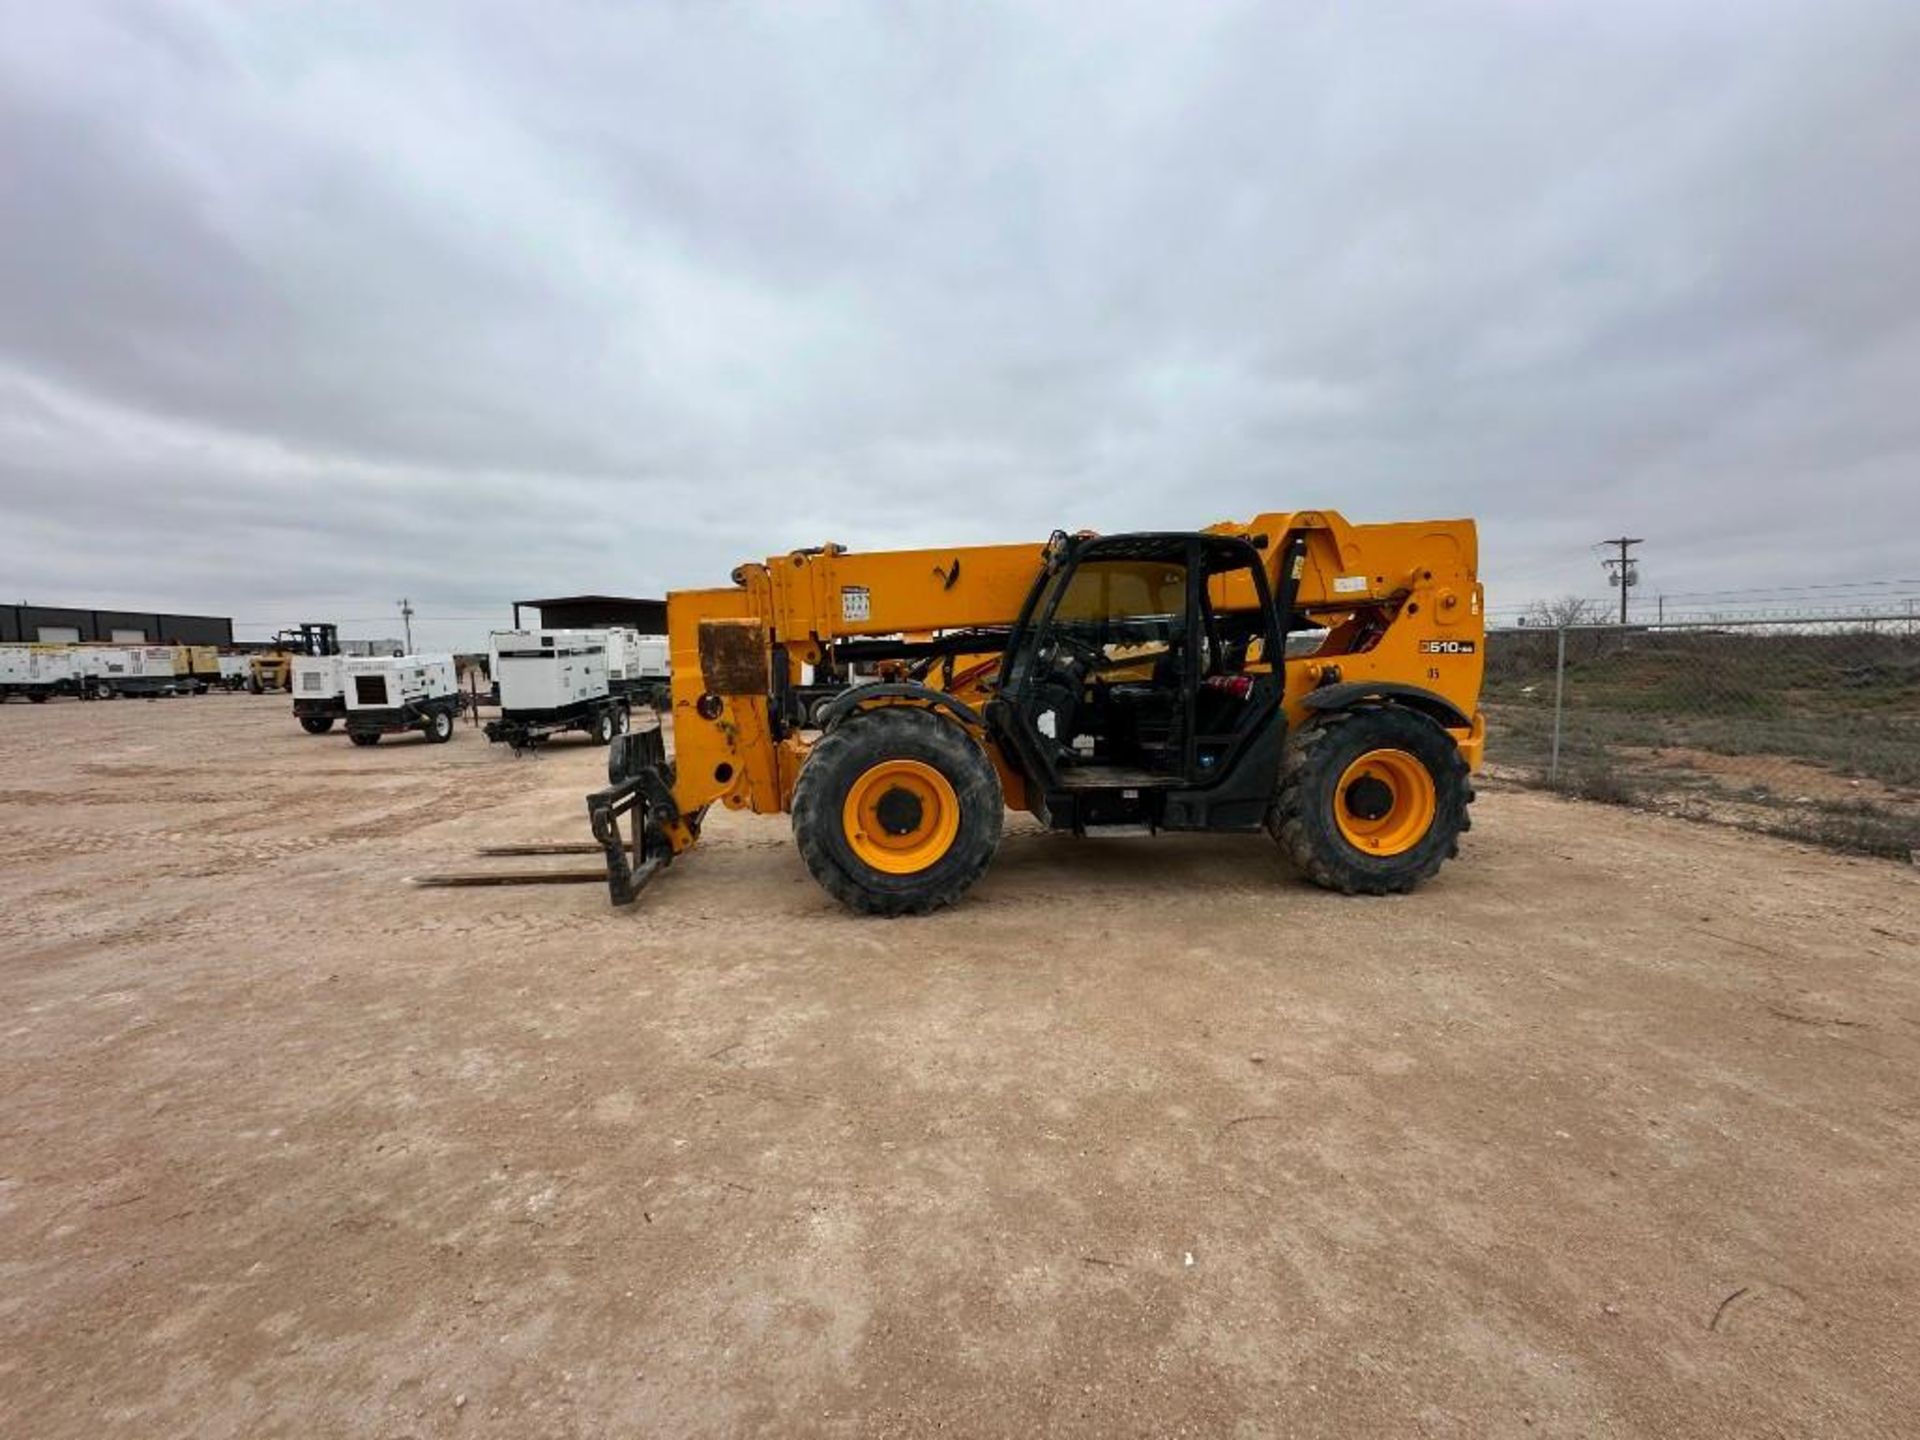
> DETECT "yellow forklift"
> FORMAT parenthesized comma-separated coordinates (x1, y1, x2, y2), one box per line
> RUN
(248, 624, 335, 693)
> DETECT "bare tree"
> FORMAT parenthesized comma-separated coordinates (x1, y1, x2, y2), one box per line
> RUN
(1525, 595, 1606, 629)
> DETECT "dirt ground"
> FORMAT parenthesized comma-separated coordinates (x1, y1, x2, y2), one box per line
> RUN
(2, 696, 1917, 1439)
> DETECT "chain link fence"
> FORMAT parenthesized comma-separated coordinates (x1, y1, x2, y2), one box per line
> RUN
(1483, 616, 1920, 860)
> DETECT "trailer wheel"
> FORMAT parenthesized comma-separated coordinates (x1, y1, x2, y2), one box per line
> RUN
(614, 705, 631, 735)
(424, 709, 454, 744)
(298, 715, 335, 734)
(590, 709, 616, 746)
(1269, 707, 1473, 895)
(29, 692, 47, 704)
(791, 707, 1003, 916)
(92, 679, 115, 701)
(349, 731, 381, 747)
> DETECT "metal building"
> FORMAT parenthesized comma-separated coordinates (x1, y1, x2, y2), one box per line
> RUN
(0, 604, 234, 647)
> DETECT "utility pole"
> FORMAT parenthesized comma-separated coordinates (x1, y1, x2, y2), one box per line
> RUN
(399, 597, 415, 652)
(1600, 537, 1642, 626)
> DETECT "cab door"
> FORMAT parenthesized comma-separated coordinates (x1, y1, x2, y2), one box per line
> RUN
(987, 534, 1197, 805)
(987, 532, 1293, 831)
(1162, 536, 1292, 829)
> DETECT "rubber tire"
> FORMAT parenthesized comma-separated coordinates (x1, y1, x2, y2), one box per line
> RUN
(791, 707, 1003, 916)
(614, 705, 630, 735)
(591, 710, 615, 746)
(93, 681, 115, 701)
(424, 709, 454, 744)
(1270, 707, 1473, 895)
(29, 692, 47, 704)
(349, 731, 381, 747)
(299, 715, 335, 735)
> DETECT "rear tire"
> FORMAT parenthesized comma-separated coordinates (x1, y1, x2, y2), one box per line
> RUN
(591, 710, 615, 745)
(299, 715, 335, 734)
(424, 709, 454, 744)
(1270, 707, 1473, 895)
(349, 731, 381, 747)
(791, 707, 1003, 916)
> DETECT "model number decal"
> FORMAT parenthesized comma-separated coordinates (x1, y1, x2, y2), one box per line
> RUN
(1419, 639, 1477, 654)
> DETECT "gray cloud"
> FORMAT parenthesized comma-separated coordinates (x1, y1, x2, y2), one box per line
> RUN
(2, 0, 1916, 650)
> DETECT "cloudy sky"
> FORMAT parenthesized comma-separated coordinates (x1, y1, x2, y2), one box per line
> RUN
(3, 1, 1917, 650)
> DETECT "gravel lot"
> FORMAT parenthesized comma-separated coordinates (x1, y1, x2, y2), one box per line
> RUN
(2, 695, 1916, 1438)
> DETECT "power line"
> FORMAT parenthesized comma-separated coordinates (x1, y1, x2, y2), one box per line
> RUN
(1631, 578, 1920, 600)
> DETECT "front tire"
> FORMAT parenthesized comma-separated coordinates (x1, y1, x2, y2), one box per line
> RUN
(590, 709, 615, 745)
(791, 707, 1003, 916)
(299, 715, 335, 734)
(424, 709, 454, 744)
(349, 731, 381, 747)
(1270, 707, 1473, 895)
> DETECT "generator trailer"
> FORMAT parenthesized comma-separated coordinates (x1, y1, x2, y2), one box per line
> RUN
(343, 653, 461, 745)
(287, 624, 346, 733)
(485, 629, 632, 750)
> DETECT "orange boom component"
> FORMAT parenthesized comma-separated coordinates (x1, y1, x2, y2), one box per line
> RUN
(589, 510, 1485, 914)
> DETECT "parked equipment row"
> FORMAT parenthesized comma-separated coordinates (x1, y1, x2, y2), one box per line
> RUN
(0, 643, 249, 701)
(283, 626, 667, 750)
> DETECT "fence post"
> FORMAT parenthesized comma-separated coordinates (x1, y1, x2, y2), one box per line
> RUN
(1548, 625, 1567, 786)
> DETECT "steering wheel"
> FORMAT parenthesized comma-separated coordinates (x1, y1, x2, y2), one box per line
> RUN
(1039, 632, 1101, 684)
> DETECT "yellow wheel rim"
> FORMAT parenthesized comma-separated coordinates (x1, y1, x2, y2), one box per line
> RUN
(1334, 748, 1437, 857)
(842, 759, 961, 875)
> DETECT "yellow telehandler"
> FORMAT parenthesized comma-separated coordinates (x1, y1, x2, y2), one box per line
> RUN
(588, 509, 1485, 914)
